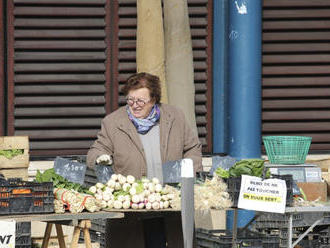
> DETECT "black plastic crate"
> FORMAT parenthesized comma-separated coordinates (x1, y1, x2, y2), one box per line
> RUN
(16, 222, 31, 248)
(0, 178, 54, 215)
(196, 228, 263, 248)
(271, 174, 293, 207)
(224, 177, 241, 207)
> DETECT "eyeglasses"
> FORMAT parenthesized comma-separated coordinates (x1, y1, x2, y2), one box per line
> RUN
(126, 97, 150, 107)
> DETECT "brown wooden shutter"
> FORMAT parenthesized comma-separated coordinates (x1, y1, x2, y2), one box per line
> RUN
(262, 0, 330, 152)
(0, 0, 4, 136)
(114, 0, 213, 152)
(7, 0, 113, 156)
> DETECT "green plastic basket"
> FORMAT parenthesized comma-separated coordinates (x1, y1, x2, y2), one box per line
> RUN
(263, 136, 312, 164)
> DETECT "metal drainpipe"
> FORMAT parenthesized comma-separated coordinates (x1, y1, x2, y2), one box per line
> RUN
(228, 0, 262, 159)
(212, 0, 229, 154)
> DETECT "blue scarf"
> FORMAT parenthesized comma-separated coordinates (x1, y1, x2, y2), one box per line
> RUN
(127, 104, 161, 134)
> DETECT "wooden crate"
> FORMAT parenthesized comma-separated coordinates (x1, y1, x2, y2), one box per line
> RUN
(0, 136, 29, 168)
(0, 167, 29, 180)
(297, 182, 327, 202)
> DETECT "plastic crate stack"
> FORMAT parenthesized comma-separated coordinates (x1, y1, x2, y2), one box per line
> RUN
(15, 222, 31, 248)
(252, 212, 330, 248)
(196, 228, 279, 248)
(81, 164, 107, 248)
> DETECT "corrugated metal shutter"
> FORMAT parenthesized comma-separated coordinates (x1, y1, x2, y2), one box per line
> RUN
(7, 0, 112, 156)
(262, 0, 330, 152)
(114, 0, 213, 152)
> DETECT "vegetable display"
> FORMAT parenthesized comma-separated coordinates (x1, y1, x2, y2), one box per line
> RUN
(0, 149, 24, 159)
(215, 159, 269, 178)
(89, 174, 176, 210)
(35, 168, 91, 194)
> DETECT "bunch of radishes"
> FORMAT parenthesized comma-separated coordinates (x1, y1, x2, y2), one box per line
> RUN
(89, 174, 175, 210)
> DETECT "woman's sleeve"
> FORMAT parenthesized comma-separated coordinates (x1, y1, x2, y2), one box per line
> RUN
(86, 118, 114, 168)
(181, 111, 203, 173)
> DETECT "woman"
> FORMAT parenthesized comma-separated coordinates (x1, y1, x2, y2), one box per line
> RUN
(87, 72, 202, 248)
(87, 72, 202, 178)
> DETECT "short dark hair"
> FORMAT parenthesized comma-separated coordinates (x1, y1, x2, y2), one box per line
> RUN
(122, 72, 162, 104)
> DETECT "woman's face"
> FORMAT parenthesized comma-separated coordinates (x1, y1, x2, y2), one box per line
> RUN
(127, 88, 155, 119)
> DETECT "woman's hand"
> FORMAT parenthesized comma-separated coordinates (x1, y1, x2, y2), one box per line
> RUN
(96, 154, 113, 165)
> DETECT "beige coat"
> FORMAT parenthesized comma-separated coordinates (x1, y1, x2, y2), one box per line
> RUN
(87, 104, 202, 179)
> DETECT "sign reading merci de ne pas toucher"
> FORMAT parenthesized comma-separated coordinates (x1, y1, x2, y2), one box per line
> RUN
(0, 220, 15, 248)
(238, 175, 287, 214)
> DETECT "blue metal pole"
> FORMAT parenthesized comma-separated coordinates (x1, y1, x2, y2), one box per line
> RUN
(228, 0, 262, 159)
(213, 0, 229, 154)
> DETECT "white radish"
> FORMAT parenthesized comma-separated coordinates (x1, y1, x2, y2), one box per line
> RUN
(152, 201, 160, 210)
(111, 174, 118, 181)
(155, 184, 162, 193)
(132, 195, 140, 203)
(138, 202, 145, 209)
(101, 200, 107, 209)
(129, 187, 137, 196)
(103, 193, 111, 202)
(148, 194, 156, 203)
(143, 189, 151, 197)
(152, 178, 160, 185)
(96, 182, 104, 189)
(159, 201, 164, 209)
(155, 193, 161, 202)
(163, 200, 170, 209)
(124, 195, 131, 202)
(113, 200, 122, 209)
(122, 200, 130, 209)
(146, 202, 152, 210)
(95, 194, 103, 201)
(114, 182, 121, 190)
(127, 175, 135, 184)
(131, 203, 139, 209)
(106, 179, 116, 188)
(122, 183, 131, 192)
(118, 175, 127, 185)
(148, 183, 155, 193)
(117, 195, 125, 202)
(89, 186, 97, 194)
(107, 200, 114, 208)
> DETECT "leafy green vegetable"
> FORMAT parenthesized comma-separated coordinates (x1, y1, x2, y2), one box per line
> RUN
(215, 167, 230, 179)
(35, 168, 92, 194)
(215, 159, 269, 178)
(0, 149, 24, 159)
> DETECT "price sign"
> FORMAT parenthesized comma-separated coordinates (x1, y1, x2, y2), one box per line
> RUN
(54, 157, 87, 185)
(0, 220, 15, 248)
(238, 175, 287, 213)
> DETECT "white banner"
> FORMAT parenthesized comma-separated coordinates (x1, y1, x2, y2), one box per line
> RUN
(0, 220, 15, 248)
(238, 175, 287, 213)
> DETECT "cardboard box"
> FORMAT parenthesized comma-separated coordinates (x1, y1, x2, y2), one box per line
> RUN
(195, 209, 226, 230)
(0, 136, 29, 168)
(297, 182, 327, 202)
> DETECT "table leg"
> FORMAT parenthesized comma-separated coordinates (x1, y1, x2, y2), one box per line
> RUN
(70, 226, 81, 248)
(70, 220, 92, 248)
(83, 227, 92, 248)
(287, 213, 293, 248)
(232, 209, 238, 248)
(55, 224, 66, 248)
(42, 223, 53, 248)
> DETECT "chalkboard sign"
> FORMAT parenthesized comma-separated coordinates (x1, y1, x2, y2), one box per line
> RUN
(95, 164, 114, 184)
(162, 159, 182, 184)
(54, 156, 87, 185)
